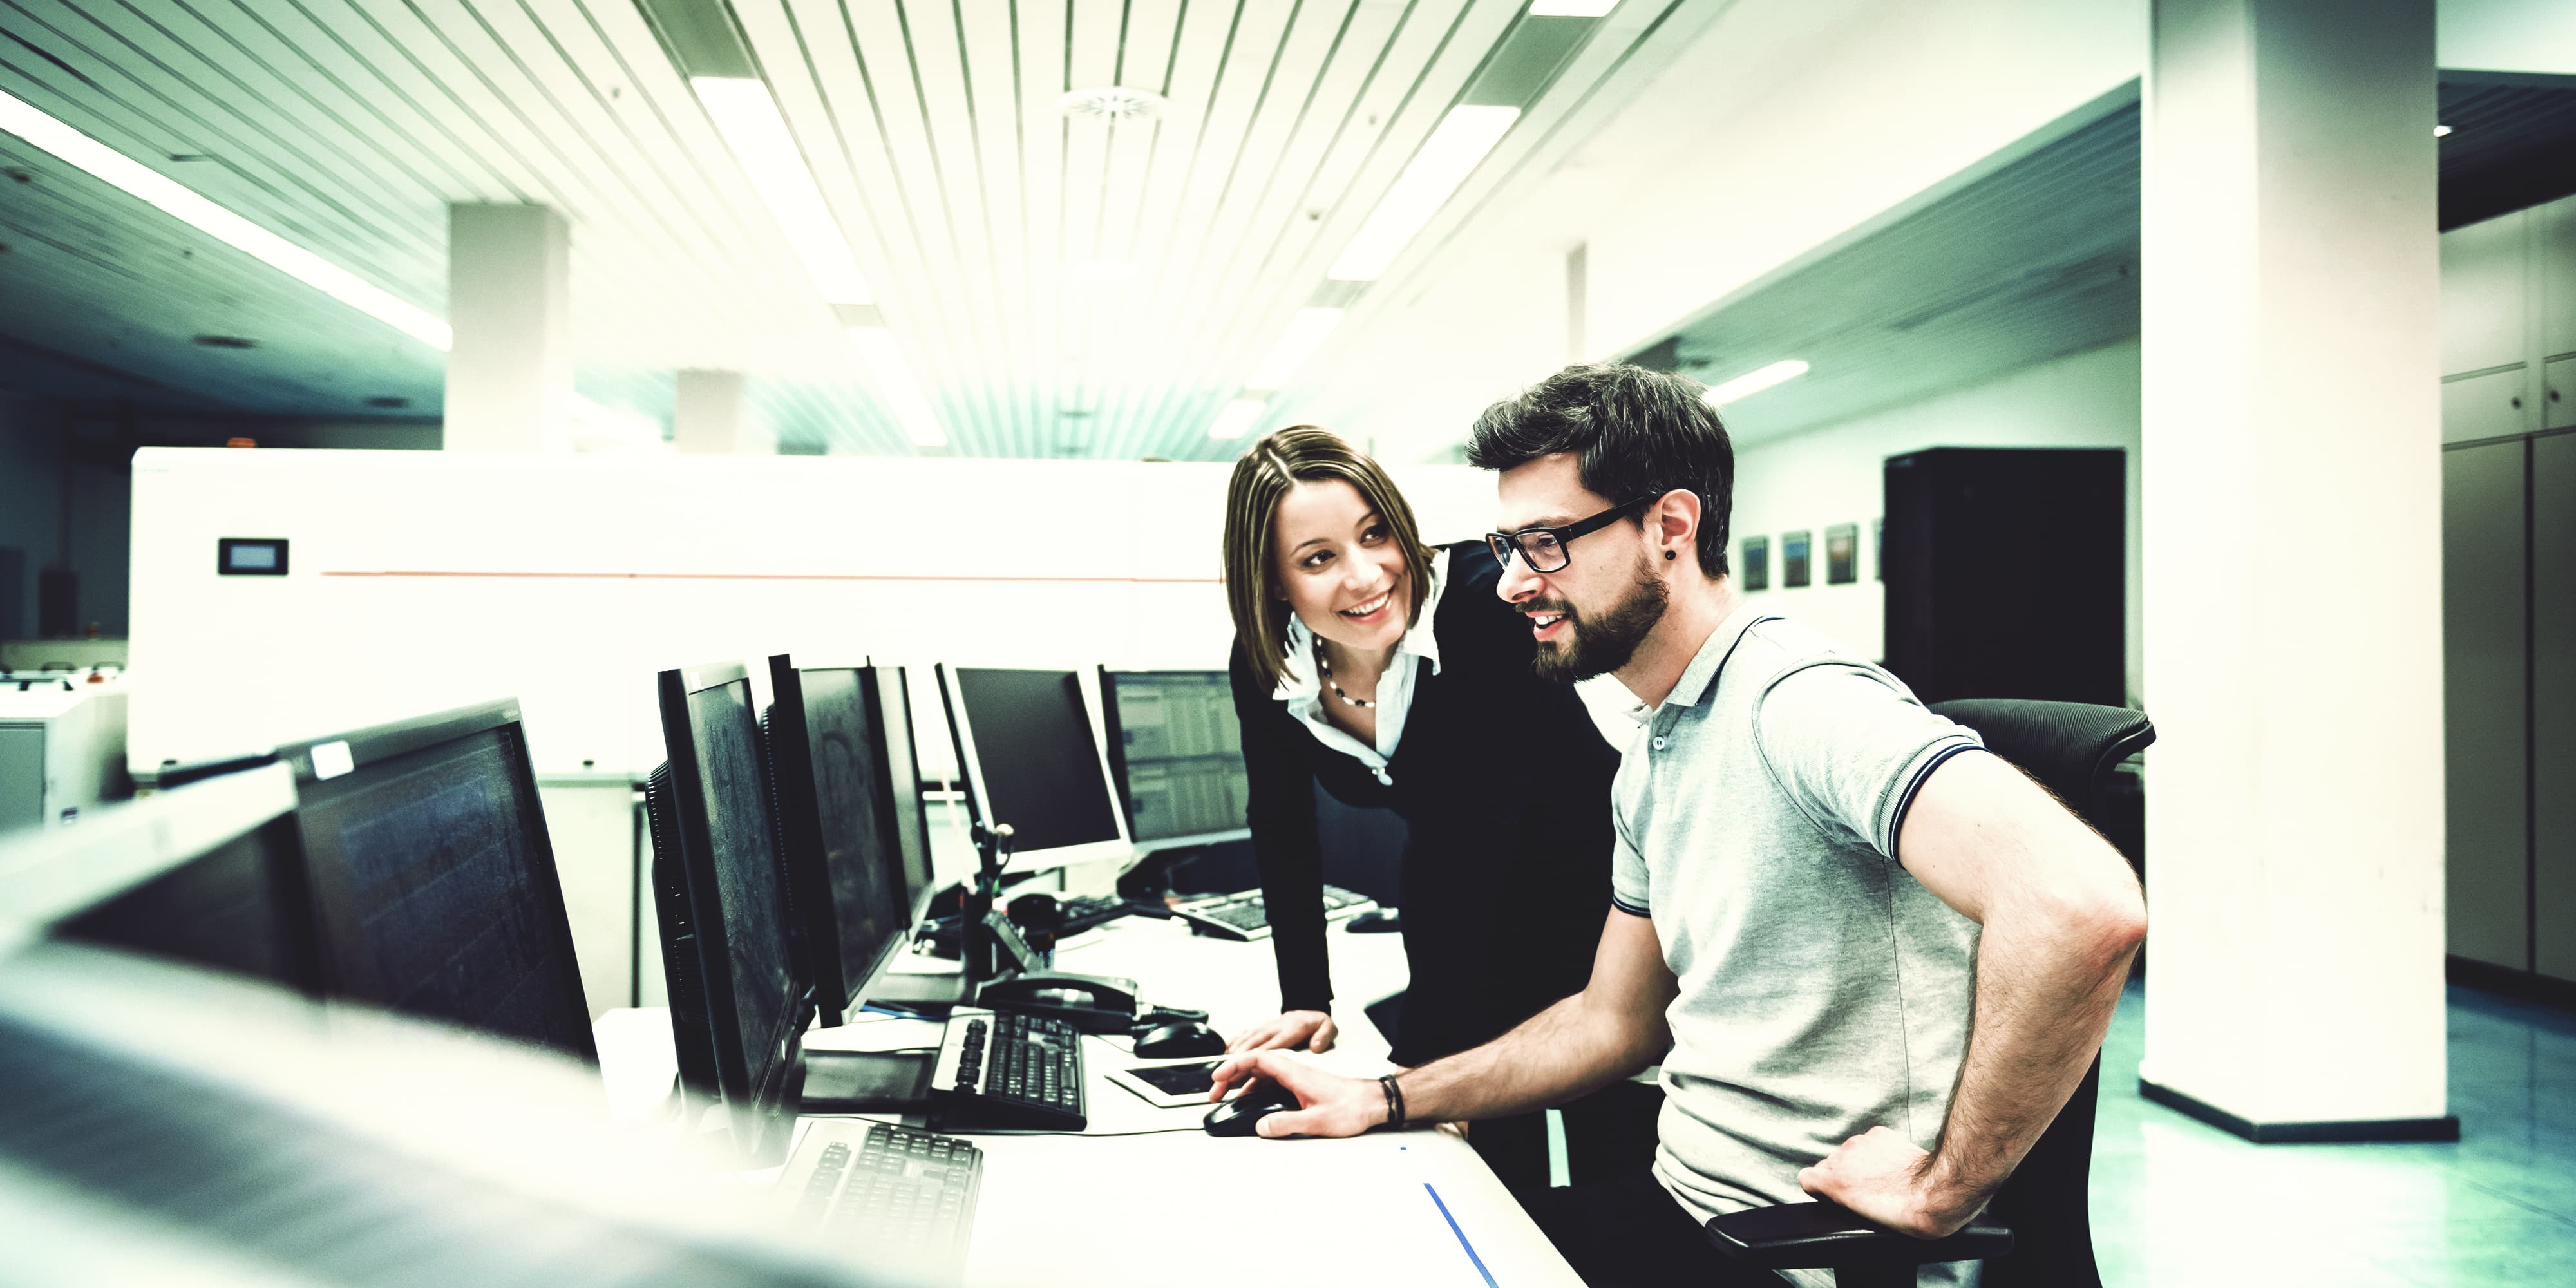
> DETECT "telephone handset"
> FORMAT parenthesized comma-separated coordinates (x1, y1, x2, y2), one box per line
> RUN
(976, 971, 1141, 1034)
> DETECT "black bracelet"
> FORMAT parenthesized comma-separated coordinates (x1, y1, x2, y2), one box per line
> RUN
(1378, 1073, 1406, 1132)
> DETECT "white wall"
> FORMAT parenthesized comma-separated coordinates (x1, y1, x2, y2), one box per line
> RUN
(1729, 339, 2145, 704)
(125, 450, 1499, 779)
(2439, 0, 2576, 74)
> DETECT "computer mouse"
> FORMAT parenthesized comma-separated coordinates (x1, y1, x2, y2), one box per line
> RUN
(1345, 909, 1401, 933)
(1203, 1084, 1302, 1137)
(1132, 1005, 1209, 1030)
(1134, 1021, 1227, 1059)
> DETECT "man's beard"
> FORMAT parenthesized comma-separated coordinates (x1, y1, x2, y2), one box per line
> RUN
(1529, 553, 1669, 683)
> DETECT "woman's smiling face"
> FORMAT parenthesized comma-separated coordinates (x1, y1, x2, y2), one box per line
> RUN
(1270, 478, 1411, 657)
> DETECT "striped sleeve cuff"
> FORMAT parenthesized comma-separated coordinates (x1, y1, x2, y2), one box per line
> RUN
(1885, 739, 1983, 866)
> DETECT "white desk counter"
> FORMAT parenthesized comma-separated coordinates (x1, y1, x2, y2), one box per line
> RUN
(600, 911, 1584, 1287)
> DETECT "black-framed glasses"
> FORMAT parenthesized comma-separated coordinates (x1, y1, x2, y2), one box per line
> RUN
(1486, 493, 1663, 574)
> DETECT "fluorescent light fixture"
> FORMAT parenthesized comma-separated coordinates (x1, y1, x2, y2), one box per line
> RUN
(693, 77, 872, 305)
(0, 86, 451, 350)
(1703, 359, 1810, 406)
(1529, 0, 1621, 15)
(1208, 396, 1269, 440)
(2434, 124, 2453, 137)
(847, 326, 947, 447)
(1328, 105, 1520, 281)
(1244, 308, 1345, 391)
(1062, 258, 1135, 285)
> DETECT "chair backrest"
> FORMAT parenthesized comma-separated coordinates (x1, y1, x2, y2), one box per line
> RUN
(1926, 698, 2154, 1288)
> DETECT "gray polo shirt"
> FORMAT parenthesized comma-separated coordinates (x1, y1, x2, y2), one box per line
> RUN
(1615, 609, 1984, 1288)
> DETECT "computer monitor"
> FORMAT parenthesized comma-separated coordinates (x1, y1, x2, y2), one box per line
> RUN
(3, 761, 321, 992)
(1097, 668, 1252, 851)
(0, 945, 878, 1288)
(646, 661, 806, 1160)
(764, 656, 920, 1027)
(272, 701, 598, 1064)
(935, 665, 1131, 873)
(871, 666, 939, 914)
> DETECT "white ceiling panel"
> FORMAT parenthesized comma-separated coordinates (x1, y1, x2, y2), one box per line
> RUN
(1, 0, 1730, 457)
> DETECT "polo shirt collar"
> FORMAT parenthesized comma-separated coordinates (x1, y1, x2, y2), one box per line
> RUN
(1652, 603, 1781, 714)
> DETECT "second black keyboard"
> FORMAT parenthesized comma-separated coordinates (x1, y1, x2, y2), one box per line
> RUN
(782, 1122, 981, 1286)
(926, 1007, 1086, 1130)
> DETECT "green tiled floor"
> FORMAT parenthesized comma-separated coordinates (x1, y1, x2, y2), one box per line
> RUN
(2092, 981, 2576, 1287)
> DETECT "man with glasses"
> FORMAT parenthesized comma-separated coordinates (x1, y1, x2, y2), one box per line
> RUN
(1209, 363, 2146, 1287)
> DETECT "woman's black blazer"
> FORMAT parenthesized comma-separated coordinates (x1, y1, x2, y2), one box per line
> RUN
(1226, 541, 1621, 1066)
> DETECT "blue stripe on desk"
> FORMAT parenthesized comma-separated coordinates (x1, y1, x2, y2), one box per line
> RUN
(1423, 1183, 1499, 1287)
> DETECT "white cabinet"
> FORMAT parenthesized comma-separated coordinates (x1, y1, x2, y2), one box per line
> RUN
(2444, 441, 2530, 970)
(2541, 196, 2576, 362)
(2535, 435, 2576, 983)
(2443, 209, 2529, 376)
(2442, 367, 2533, 444)
(2546, 355, 2576, 431)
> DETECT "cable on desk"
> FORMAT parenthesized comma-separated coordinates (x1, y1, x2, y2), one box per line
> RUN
(824, 1114, 1208, 1139)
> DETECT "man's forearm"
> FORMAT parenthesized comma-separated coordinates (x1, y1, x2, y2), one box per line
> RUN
(1926, 900, 2143, 1211)
(1394, 988, 1665, 1124)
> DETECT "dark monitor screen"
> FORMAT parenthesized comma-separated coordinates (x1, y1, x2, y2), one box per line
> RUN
(1102, 670, 1250, 846)
(287, 710, 596, 1063)
(945, 668, 1121, 856)
(872, 667, 936, 909)
(767, 661, 909, 1021)
(55, 812, 321, 995)
(686, 677, 798, 1112)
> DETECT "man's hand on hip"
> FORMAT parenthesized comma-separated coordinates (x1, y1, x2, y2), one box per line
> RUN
(1797, 1125, 1985, 1239)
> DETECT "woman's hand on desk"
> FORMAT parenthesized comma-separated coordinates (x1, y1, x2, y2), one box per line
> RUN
(1226, 1009, 1339, 1054)
(1205, 1050, 1385, 1139)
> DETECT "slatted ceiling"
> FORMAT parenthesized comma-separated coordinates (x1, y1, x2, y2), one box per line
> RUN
(5, 0, 1725, 456)
(0, 128, 442, 415)
(2436, 80, 2576, 230)
(1129, 0, 1509, 453)
(961, 0, 1034, 452)
(1109, 0, 1478, 457)
(1643, 102, 2143, 445)
(2, 1, 426, 290)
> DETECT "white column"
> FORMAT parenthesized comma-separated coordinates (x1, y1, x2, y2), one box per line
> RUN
(673, 370, 769, 455)
(2140, 0, 2452, 1138)
(443, 204, 573, 453)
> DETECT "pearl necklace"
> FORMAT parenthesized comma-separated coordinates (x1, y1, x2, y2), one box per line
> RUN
(1313, 638, 1377, 708)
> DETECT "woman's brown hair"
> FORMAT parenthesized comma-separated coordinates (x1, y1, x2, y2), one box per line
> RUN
(1222, 426, 1437, 693)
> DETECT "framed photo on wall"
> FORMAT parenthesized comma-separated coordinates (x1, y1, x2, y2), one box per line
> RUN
(1826, 524, 1858, 585)
(1783, 530, 1812, 587)
(1741, 535, 1770, 591)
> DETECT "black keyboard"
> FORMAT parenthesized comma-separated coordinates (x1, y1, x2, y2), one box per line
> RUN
(1171, 886, 1375, 942)
(926, 1007, 1086, 1130)
(1056, 895, 1171, 938)
(784, 1122, 981, 1285)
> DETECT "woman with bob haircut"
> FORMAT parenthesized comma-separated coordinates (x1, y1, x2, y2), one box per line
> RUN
(1217, 425, 1654, 1195)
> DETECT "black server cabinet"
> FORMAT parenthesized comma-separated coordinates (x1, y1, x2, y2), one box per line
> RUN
(1882, 447, 2125, 706)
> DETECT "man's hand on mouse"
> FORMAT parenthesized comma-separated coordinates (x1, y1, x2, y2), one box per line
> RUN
(1224, 1009, 1338, 1054)
(1204, 1050, 1386, 1139)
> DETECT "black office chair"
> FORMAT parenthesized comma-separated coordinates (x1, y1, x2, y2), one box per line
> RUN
(1703, 699, 2154, 1288)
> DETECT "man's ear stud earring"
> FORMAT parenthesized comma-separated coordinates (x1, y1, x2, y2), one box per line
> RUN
(1664, 550, 1677, 560)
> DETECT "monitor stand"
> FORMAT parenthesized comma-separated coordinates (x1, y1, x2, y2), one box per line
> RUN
(858, 971, 975, 1011)
(795, 1048, 934, 1114)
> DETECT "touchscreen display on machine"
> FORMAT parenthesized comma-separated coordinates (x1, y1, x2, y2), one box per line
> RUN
(1105, 1059, 1229, 1108)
